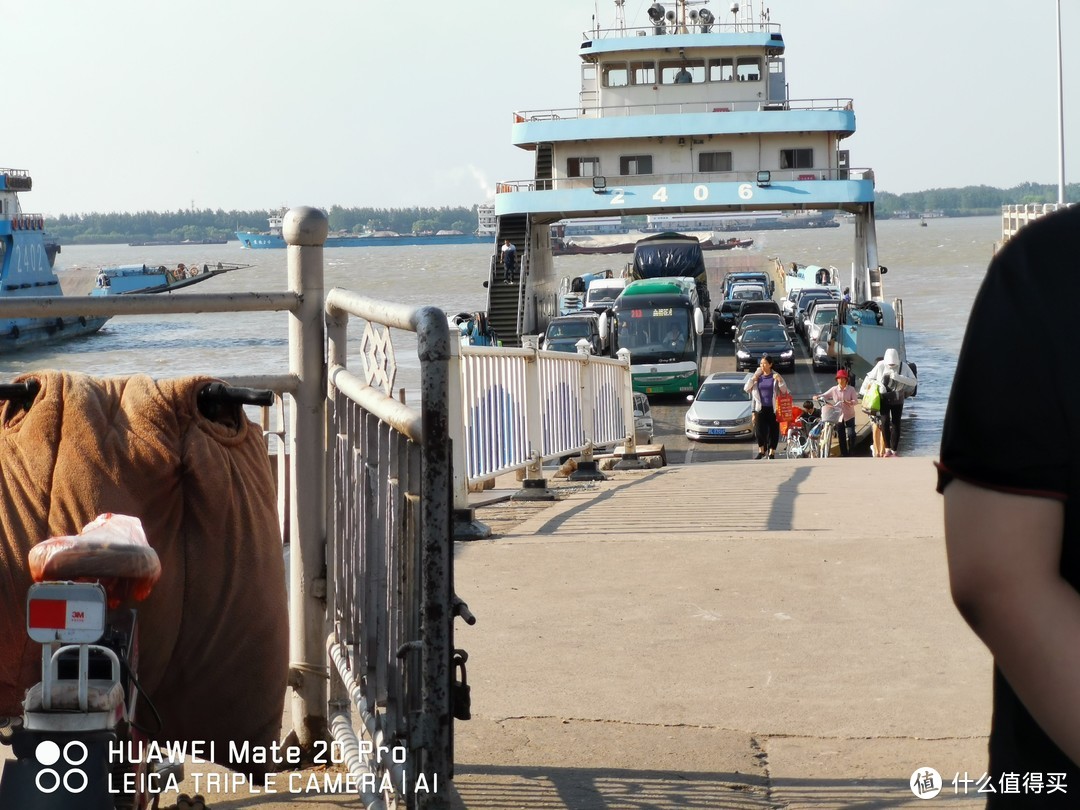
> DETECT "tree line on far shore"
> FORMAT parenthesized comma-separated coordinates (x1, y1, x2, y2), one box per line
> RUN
(44, 205, 482, 246)
(41, 183, 1077, 245)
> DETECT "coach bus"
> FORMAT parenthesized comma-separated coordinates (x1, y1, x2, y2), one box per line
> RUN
(608, 279, 706, 395)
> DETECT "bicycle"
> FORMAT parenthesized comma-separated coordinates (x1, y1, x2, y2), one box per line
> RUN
(784, 413, 829, 458)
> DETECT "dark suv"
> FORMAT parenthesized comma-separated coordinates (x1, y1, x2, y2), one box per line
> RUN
(541, 313, 604, 354)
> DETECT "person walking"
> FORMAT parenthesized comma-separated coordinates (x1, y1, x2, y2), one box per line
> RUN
(501, 239, 517, 284)
(862, 347, 916, 456)
(938, 204, 1080, 799)
(744, 354, 789, 460)
(819, 368, 858, 456)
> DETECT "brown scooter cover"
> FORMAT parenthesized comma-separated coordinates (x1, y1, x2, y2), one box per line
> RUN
(0, 371, 287, 775)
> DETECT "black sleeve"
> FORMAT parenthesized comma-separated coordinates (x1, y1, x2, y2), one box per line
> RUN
(937, 213, 1076, 498)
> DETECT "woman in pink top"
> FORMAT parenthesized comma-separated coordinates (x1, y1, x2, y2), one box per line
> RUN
(819, 368, 859, 456)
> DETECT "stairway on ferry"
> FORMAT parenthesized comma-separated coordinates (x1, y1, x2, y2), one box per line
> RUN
(488, 215, 527, 346)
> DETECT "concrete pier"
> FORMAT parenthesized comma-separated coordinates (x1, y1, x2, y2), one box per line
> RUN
(2, 457, 992, 809)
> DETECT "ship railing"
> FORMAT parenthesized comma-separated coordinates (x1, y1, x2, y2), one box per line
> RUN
(514, 97, 853, 122)
(585, 21, 783, 40)
(494, 167, 875, 194)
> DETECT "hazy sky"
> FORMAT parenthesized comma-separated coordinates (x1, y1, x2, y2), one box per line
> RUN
(6, 1, 1076, 214)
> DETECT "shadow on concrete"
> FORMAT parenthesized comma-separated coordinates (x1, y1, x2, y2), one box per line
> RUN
(449, 763, 966, 809)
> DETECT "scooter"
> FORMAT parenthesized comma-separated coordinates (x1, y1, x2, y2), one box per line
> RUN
(0, 514, 186, 809)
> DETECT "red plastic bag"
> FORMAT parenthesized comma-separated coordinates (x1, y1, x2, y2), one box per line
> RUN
(28, 514, 161, 607)
(776, 392, 793, 423)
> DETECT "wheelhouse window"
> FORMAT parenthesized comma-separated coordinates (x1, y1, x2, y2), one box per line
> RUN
(698, 152, 733, 172)
(630, 61, 656, 85)
(619, 155, 653, 175)
(736, 57, 762, 81)
(780, 149, 814, 170)
(603, 63, 628, 88)
(708, 58, 735, 82)
(661, 60, 704, 84)
(567, 157, 600, 178)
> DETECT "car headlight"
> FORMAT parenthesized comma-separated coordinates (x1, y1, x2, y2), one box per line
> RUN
(736, 350, 749, 359)
(780, 350, 793, 358)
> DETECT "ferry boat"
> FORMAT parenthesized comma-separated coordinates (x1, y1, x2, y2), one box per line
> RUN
(0, 168, 110, 350)
(488, 0, 905, 377)
(236, 210, 492, 249)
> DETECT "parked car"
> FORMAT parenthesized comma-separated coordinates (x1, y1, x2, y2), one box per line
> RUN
(583, 277, 626, 314)
(713, 287, 768, 335)
(803, 300, 840, 347)
(809, 322, 839, 372)
(541, 313, 603, 354)
(684, 371, 755, 441)
(722, 271, 774, 298)
(711, 299, 742, 335)
(633, 391, 654, 444)
(792, 289, 838, 342)
(733, 313, 786, 343)
(734, 323, 796, 371)
(736, 299, 783, 329)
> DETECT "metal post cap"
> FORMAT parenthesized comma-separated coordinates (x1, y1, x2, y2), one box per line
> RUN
(282, 207, 329, 246)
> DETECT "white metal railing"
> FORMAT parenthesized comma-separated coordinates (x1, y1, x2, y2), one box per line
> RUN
(514, 97, 852, 122)
(496, 168, 873, 195)
(1000, 202, 1075, 243)
(449, 342, 633, 491)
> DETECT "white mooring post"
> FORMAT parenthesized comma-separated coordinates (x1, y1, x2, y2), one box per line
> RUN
(283, 207, 329, 751)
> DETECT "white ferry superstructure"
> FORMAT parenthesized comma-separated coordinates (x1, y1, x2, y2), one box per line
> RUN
(489, 0, 903, 373)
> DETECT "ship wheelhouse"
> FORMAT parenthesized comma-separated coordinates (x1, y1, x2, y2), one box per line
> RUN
(504, 19, 868, 219)
(490, 2, 884, 348)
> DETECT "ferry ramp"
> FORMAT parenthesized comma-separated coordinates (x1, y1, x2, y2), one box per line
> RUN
(450, 457, 991, 810)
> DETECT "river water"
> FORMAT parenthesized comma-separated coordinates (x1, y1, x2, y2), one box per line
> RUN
(0, 215, 999, 458)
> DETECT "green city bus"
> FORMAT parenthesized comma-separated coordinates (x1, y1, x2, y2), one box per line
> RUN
(608, 279, 706, 395)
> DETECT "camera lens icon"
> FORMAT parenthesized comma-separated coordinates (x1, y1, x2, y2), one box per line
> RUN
(35, 740, 89, 794)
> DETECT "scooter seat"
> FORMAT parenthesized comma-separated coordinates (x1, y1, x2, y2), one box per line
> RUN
(24, 680, 124, 713)
(29, 518, 161, 606)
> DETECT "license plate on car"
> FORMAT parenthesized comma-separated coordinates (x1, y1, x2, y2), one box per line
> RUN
(708, 428, 726, 436)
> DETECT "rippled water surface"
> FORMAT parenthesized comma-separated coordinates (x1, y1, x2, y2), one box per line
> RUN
(0, 217, 1000, 458)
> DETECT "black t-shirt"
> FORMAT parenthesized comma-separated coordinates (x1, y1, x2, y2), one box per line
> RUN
(937, 205, 1080, 804)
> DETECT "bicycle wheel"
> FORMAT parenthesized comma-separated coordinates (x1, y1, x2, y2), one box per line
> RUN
(817, 423, 833, 458)
(784, 431, 802, 459)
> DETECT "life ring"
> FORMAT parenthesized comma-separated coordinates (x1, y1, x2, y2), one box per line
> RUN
(11, 217, 18, 230)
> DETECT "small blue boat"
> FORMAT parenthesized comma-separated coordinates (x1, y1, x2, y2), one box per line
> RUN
(90, 262, 252, 296)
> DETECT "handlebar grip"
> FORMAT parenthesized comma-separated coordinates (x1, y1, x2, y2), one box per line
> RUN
(198, 383, 275, 407)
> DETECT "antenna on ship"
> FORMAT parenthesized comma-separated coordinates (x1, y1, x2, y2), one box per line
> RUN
(613, 0, 625, 33)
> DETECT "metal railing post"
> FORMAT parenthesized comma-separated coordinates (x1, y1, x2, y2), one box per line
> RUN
(449, 337, 491, 540)
(569, 341, 606, 481)
(284, 206, 329, 751)
(515, 337, 555, 500)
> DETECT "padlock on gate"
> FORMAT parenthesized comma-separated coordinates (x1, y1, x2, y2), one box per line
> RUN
(452, 649, 471, 721)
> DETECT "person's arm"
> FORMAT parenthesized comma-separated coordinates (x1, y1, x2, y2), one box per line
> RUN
(944, 479, 1080, 763)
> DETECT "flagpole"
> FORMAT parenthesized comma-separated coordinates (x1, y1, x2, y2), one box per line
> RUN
(1056, 0, 1065, 204)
